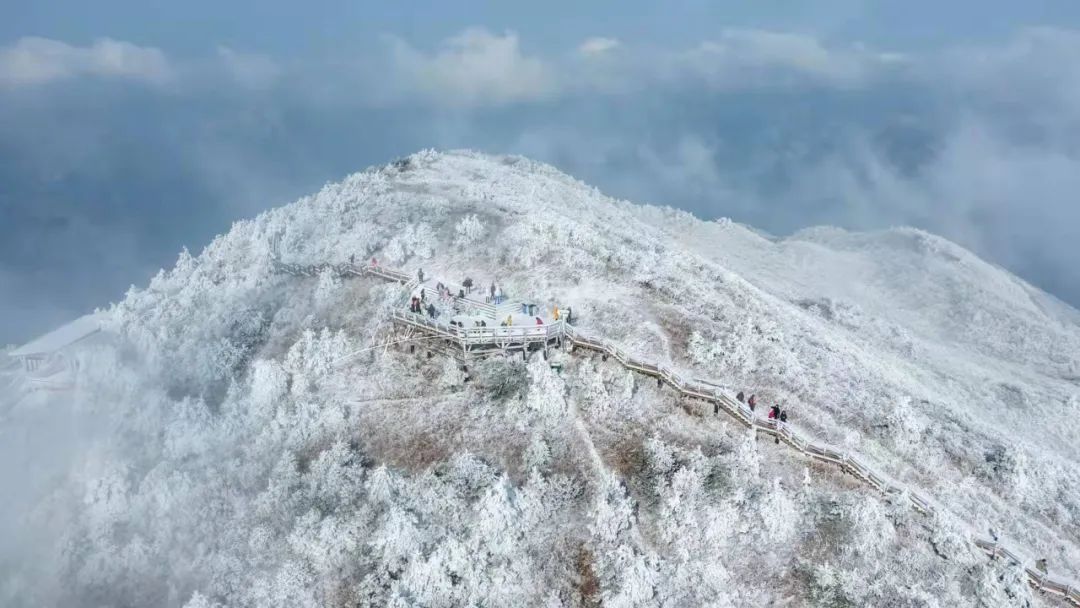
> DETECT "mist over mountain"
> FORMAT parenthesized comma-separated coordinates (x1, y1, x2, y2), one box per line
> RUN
(2, 151, 1078, 607)
(5, 26, 1080, 350)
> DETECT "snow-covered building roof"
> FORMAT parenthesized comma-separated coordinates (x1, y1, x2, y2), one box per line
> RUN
(8, 312, 109, 357)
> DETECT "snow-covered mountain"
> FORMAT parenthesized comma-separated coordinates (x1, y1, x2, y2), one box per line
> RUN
(2, 149, 1078, 607)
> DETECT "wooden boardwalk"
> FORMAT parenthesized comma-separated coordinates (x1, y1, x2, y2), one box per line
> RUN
(274, 257, 1080, 605)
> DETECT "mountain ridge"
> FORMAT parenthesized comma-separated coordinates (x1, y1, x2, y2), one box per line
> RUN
(3, 149, 1078, 607)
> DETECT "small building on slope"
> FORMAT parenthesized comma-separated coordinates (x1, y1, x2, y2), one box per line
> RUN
(7, 312, 111, 389)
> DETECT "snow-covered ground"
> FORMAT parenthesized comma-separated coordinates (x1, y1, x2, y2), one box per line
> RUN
(2, 150, 1078, 607)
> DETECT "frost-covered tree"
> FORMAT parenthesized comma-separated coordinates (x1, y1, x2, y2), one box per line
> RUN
(454, 214, 486, 246)
(7, 150, 1079, 608)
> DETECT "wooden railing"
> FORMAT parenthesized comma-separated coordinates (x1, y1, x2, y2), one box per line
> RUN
(390, 309, 565, 345)
(275, 257, 1080, 604)
(273, 259, 412, 285)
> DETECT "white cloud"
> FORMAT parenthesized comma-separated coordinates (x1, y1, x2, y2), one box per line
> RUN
(579, 37, 620, 57)
(672, 29, 904, 89)
(386, 28, 557, 107)
(934, 28, 1080, 127)
(216, 46, 280, 90)
(0, 37, 171, 88)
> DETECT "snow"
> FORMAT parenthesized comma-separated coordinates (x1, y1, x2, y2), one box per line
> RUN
(2, 149, 1078, 607)
(8, 311, 109, 357)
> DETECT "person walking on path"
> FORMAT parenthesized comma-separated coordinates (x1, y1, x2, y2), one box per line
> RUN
(495, 286, 503, 304)
(736, 391, 745, 403)
(371, 257, 378, 268)
(426, 303, 436, 319)
(420, 288, 426, 302)
(777, 409, 788, 444)
(535, 317, 544, 325)
(566, 306, 573, 325)
(418, 268, 425, 283)
(521, 302, 529, 314)
(747, 394, 756, 412)
(553, 305, 561, 321)
(490, 282, 496, 302)
(768, 406, 780, 443)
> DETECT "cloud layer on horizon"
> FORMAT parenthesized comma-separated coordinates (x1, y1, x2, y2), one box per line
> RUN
(0, 37, 171, 88)
(2, 26, 1080, 343)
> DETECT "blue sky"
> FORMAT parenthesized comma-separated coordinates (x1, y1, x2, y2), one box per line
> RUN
(8, 0, 1080, 51)
(3, 1, 1080, 344)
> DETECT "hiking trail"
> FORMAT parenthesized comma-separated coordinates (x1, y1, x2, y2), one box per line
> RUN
(274, 257, 1080, 605)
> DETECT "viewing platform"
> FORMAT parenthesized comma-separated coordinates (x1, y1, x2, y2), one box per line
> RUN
(274, 257, 570, 361)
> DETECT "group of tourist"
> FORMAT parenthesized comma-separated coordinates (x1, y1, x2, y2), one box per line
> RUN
(734, 391, 790, 444)
(418, 268, 505, 307)
(347, 254, 378, 267)
(450, 319, 487, 328)
(405, 268, 509, 326)
(409, 295, 437, 319)
(402, 268, 575, 335)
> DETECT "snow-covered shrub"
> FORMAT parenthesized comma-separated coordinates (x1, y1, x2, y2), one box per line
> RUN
(454, 214, 486, 246)
(283, 328, 353, 394)
(758, 477, 798, 543)
(806, 563, 858, 608)
(524, 357, 569, 422)
(972, 560, 1035, 607)
(473, 357, 528, 401)
(524, 433, 552, 471)
(727, 426, 761, 488)
(686, 310, 802, 382)
(384, 223, 436, 263)
(928, 511, 977, 564)
(251, 358, 289, 414)
(881, 395, 928, 450)
(313, 267, 341, 307)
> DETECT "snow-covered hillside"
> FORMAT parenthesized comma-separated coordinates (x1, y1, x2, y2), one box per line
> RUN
(2, 150, 1078, 607)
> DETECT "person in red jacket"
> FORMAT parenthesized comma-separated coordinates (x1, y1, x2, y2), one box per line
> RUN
(747, 394, 757, 411)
